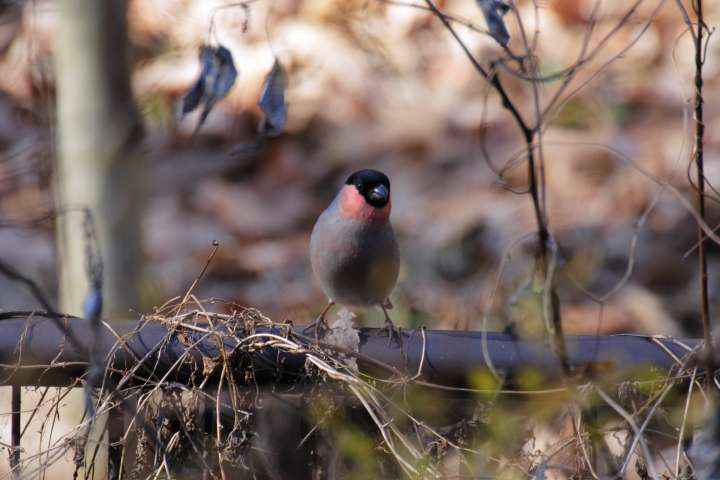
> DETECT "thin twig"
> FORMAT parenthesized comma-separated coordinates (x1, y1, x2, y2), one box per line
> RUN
(10, 385, 21, 479)
(689, 0, 714, 381)
(595, 386, 659, 480)
(174, 240, 220, 315)
(675, 366, 697, 477)
(420, 0, 569, 375)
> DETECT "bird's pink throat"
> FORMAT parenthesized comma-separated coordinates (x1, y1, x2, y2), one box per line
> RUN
(339, 185, 391, 222)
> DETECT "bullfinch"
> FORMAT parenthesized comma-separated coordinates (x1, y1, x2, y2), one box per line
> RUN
(308, 169, 401, 343)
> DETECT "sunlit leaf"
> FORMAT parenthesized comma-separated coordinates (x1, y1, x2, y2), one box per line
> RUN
(468, 368, 500, 399)
(476, 0, 511, 47)
(506, 280, 545, 339)
(182, 45, 238, 133)
(258, 58, 288, 137)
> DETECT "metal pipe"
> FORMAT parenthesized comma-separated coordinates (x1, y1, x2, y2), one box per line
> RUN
(0, 313, 697, 390)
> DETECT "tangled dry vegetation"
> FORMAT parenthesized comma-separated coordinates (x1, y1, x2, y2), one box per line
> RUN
(2, 0, 719, 335)
(0, 297, 713, 479)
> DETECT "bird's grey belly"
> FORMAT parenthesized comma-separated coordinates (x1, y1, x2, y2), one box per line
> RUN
(310, 220, 399, 307)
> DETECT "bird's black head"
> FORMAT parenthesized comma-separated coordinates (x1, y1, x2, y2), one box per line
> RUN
(345, 169, 391, 208)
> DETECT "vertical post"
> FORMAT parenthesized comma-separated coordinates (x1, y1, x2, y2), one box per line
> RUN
(108, 403, 124, 480)
(55, 0, 143, 320)
(55, 1, 142, 478)
(10, 385, 20, 479)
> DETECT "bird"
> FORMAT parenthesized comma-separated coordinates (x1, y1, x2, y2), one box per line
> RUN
(308, 169, 401, 344)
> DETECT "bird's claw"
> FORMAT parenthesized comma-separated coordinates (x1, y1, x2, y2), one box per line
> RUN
(377, 311, 407, 363)
(380, 321, 403, 349)
(304, 302, 335, 341)
(303, 317, 328, 341)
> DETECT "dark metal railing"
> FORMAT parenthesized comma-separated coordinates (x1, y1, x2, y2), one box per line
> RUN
(0, 311, 701, 478)
(0, 312, 698, 389)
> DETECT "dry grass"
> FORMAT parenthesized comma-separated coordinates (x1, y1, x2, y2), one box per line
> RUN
(0, 296, 710, 479)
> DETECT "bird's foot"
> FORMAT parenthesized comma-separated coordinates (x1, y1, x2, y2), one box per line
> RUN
(379, 306, 407, 362)
(380, 321, 404, 349)
(381, 321, 408, 364)
(303, 317, 328, 340)
(303, 302, 335, 341)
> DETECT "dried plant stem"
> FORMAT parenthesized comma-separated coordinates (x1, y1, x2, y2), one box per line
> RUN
(595, 386, 659, 479)
(10, 385, 21, 479)
(675, 366, 698, 477)
(419, 0, 568, 373)
(691, 0, 714, 377)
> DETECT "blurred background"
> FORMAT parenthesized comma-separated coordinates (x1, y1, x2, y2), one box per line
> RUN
(0, 0, 719, 339)
(0, 1, 719, 478)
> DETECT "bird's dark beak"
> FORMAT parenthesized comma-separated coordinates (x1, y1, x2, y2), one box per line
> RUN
(367, 184, 389, 205)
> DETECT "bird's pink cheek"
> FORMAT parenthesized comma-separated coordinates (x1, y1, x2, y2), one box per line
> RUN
(339, 187, 390, 221)
(339, 187, 368, 219)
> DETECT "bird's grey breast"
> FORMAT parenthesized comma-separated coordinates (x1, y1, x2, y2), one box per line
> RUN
(310, 199, 399, 306)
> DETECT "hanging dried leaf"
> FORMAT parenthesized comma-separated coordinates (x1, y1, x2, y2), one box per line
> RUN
(81, 209, 103, 322)
(476, 0, 511, 47)
(258, 59, 288, 137)
(182, 45, 238, 133)
(82, 287, 103, 321)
